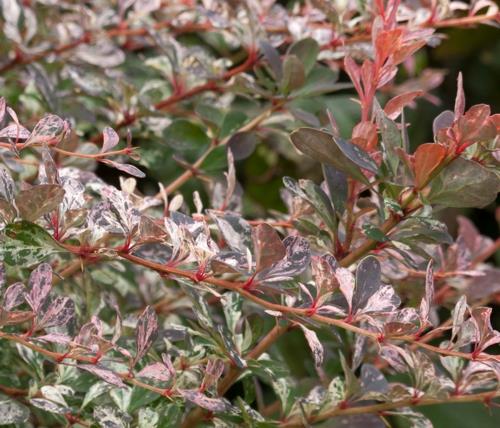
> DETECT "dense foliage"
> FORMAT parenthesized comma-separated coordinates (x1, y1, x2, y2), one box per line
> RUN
(0, 1, 499, 427)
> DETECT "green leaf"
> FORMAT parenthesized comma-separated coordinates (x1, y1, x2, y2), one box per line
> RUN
(284, 177, 337, 233)
(292, 65, 342, 97)
(362, 224, 389, 242)
(1, 221, 67, 266)
(287, 38, 320, 75)
(428, 157, 500, 208)
(163, 119, 210, 161)
(200, 146, 227, 175)
(392, 217, 453, 245)
(290, 128, 377, 184)
(219, 111, 248, 140)
(375, 103, 402, 176)
(281, 55, 306, 95)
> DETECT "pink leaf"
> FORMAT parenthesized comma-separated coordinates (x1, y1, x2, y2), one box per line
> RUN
(77, 365, 126, 388)
(25, 263, 52, 313)
(137, 362, 172, 382)
(3, 282, 25, 311)
(38, 296, 75, 328)
(135, 306, 158, 364)
(0, 124, 31, 139)
(101, 127, 120, 153)
(180, 390, 231, 412)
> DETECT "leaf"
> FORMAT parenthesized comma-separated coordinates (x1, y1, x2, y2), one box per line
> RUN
(454, 72, 465, 121)
(180, 390, 232, 413)
(135, 306, 158, 364)
(24, 114, 65, 147)
(15, 184, 65, 221)
(281, 55, 305, 94)
(78, 365, 126, 388)
(0, 167, 15, 203)
(384, 91, 423, 120)
(0, 394, 29, 425)
(392, 217, 453, 245)
(137, 362, 172, 382)
(322, 164, 348, 215)
(138, 408, 159, 428)
(2, 282, 25, 310)
(252, 223, 286, 273)
(93, 405, 131, 428)
(336, 267, 355, 312)
(82, 382, 112, 409)
(102, 127, 120, 153)
(433, 110, 455, 137)
(101, 159, 146, 178)
(419, 260, 434, 326)
(256, 236, 310, 282)
(299, 324, 324, 367)
(1, 221, 67, 266)
(25, 263, 52, 313)
(428, 157, 500, 208)
(413, 143, 447, 189)
(353, 256, 381, 312)
(290, 128, 377, 184)
(227, 132, 258, 161)
(374, 103, 402, 175)
(470, 307, 500, 352)
(287, 38, 320, 75)
(221, 292, 243, 335)
(30, 398, 69, 414)
(259, 40, 282, 80)
(163, 119, 210, 162)
(38, 296, 75, 328)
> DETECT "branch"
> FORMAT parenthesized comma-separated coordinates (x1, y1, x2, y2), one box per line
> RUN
(280, 390, 500, 427)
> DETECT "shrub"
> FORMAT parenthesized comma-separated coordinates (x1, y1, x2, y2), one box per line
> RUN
(0, 1, 499, 427)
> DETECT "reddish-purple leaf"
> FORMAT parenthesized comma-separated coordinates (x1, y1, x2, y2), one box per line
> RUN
(384, 90, 423, 120)
(135, 306, 158, 364)
(101, 127, 120, 153)
(252, 223, 286, 273)
(15, 184, 65, 222)
(413, 143, 447, 189)
(299, 324, 324, 367)
(77, 365, 126, 388)
(25, 263, 52, 312)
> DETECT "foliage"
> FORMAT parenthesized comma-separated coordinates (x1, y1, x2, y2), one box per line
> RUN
(0, 1, 499, 427)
